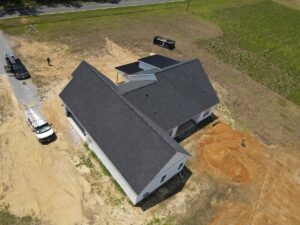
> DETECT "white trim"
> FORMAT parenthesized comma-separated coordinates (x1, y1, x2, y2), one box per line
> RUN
(169, 126, 178, 138)
(138, 61, 160, 70)
(67, 117, 86, 140)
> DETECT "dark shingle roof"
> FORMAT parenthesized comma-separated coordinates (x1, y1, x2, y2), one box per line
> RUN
(59, 61, 190, 194)
(117, 80, 156, 94)
(138, 54, 179, 68)
(122, 59, 220, 131)
(115, 61, 143, 74)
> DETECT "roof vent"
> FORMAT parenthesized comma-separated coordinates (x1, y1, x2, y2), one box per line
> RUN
(145, 93, 149, 97)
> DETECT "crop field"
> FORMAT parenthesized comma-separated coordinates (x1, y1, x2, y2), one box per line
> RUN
(199, 0, 300, 105)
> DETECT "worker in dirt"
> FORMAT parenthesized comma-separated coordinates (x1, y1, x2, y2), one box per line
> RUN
(241, 138, 247, 147)
(47, 57, 52, 66)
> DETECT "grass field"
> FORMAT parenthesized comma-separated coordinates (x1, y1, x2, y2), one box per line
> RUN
(0, 205, 38, 225)
(198, 0, 300, 104)
(1, 0, 300, 105)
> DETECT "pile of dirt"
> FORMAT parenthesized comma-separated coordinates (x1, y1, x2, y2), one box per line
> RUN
(198, 122, 269, 183)
(182, 121, 300, 225)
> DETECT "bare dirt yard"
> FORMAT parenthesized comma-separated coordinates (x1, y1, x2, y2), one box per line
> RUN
(182, 122, 300, 225)
(0, 38, 205, 225)
(0, 31, 299, 225)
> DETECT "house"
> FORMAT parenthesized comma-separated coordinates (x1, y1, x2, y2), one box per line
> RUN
(59, 55, 219, 205)
(116, 54, 220, 137)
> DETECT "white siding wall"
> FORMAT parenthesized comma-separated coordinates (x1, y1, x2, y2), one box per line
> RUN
(64, 104, 191, 205)
(136, 152, 189, 203)
(139, 61, 159, 70)
(64, 105, 139, 204)
(126, 73, 157, 81)
(84, 132, 139, 204)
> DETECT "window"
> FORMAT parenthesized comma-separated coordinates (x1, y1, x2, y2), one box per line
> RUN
(178, 163, 183, 171)
(203, 110, 210, 118)
(143, 192, 149, 198)
(161, 175, 166, 183)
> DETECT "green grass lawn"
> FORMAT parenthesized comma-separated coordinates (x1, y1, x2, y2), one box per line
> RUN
(0, 207, 38, 225)
(198, 0, 300, 105)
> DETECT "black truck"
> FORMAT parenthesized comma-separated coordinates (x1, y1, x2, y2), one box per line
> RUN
(153, 36, 176, 50)
(5, 53, 30, 79)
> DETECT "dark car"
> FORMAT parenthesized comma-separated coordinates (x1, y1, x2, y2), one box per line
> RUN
(153, 36, 176, 50)
(5, 53, 30, 79)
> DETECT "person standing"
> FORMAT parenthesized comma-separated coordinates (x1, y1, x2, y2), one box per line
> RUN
(47, 57, 51, 66)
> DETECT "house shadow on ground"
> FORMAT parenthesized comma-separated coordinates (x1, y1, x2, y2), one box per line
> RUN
(136, 166, 192, 211)
(175, 114, 218, 143)
(136, 115, 217, 211)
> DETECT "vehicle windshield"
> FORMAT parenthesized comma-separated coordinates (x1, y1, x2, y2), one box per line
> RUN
(13, 59, 26, 72)
(13, 63, 25, 72)
(36, 123, 51, 134)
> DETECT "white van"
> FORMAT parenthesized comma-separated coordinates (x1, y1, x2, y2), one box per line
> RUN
(24, 107, 56, 144)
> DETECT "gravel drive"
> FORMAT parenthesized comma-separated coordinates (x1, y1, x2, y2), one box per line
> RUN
(0, 31, 40, 108)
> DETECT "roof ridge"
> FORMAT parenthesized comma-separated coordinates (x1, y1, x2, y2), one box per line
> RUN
(120, 59, 200, 95)
(155, 58, 199, 74)
(82, 61, 189, 157)
(118, 80, 156, 94)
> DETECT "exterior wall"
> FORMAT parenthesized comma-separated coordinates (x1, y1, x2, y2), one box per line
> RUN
(63, 103, 191, 205)
(63, 105, 68, 116)
(192, 107, 213, 124)
(84, 132, 139, 204)
(126, 73, 157, 82)
(136, 152, 189, 204)
(64, 104, 139, 204)
(139, 61, 159, 70)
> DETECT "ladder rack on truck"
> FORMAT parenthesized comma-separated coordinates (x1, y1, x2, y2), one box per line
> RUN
(24, 106, 47, 128)
(24, 106, 55, 144)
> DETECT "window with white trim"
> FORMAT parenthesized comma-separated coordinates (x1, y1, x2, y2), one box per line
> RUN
(178, 163, 183, 171)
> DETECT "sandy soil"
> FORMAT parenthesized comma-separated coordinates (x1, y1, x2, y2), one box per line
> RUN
(1, 36, 299, 225)
(0, 75, 205, 225)
(182, 121, 300, 225)
(10, 36, 138, 96)
(0, 76, 91, 225)
(0, 39, 203, 225)
(0, 75, 13, 123)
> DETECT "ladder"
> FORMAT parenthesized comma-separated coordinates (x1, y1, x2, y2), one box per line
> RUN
(24, 106, 46, 128)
